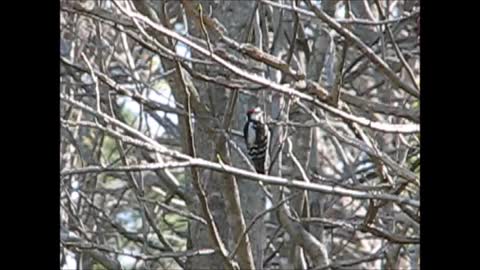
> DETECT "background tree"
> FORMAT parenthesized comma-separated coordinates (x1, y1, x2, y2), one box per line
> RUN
(60, 0, 420, 269)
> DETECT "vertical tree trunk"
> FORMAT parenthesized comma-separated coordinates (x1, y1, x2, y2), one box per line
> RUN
(182, 1, 266, 269)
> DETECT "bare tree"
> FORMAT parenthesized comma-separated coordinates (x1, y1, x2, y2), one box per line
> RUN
(60, 0, 420, 269)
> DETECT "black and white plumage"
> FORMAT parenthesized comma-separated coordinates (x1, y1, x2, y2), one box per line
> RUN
(243, 107, 270, 174)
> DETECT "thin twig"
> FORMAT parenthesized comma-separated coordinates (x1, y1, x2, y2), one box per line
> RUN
(229, 192, 301, 259)
(374, 0, 419, 91)
(304, 0, 419, 98)
(80, 52, 101, 113)
(259, 0, 419, 26)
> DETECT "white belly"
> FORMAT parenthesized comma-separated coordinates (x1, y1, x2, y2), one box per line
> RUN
(247, 123, 256, 147)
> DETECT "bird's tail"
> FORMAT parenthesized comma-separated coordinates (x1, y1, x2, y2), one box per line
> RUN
(253, 159, 266, 174)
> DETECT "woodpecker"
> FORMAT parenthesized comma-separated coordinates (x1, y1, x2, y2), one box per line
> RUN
(243, 107, 270, 174)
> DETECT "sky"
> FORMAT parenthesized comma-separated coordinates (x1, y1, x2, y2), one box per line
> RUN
(118, 22, 189, 139)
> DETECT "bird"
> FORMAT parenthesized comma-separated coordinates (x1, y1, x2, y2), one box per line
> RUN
(243, 107, 270, 174)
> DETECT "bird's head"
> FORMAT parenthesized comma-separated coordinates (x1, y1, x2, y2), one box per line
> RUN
(246, 107, 264, 122)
